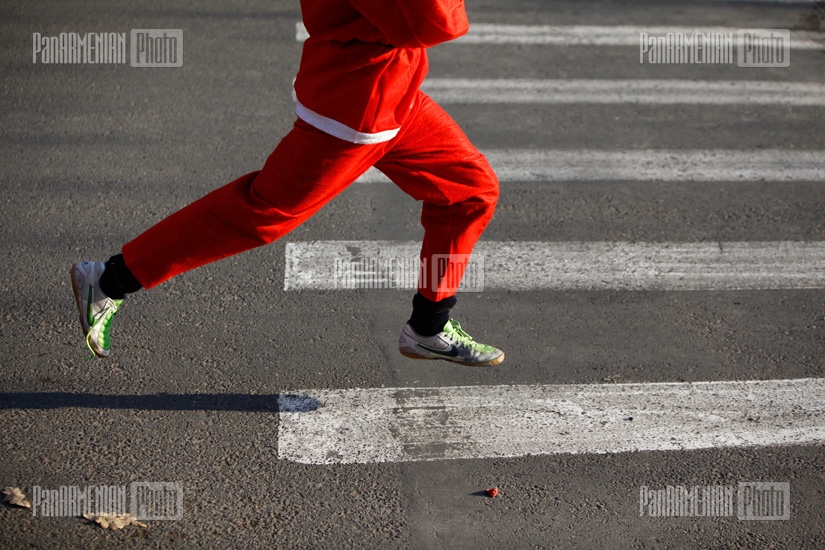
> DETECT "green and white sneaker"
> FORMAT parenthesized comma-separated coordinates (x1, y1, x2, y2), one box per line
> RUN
(399, 319, 504, 367)
(71, 261, 122, 358)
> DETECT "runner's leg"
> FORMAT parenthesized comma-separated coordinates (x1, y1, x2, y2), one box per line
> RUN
(375, 91, 499, 306)
(378, 92, 504, 365)
(122, 119, 385, 288)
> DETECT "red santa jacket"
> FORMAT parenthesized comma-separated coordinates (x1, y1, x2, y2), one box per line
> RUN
(294, 0, 469, 144)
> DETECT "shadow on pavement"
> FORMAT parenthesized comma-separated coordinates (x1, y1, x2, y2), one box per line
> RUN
(0, 392, 320, 412)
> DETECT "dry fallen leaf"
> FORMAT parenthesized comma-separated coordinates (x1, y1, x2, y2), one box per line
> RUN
(2, 487, 31, 509)
(83, 513, 147, 530)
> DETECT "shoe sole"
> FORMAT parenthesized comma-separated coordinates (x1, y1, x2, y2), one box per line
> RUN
(70, 265, 108, 358)
(399, 347, 505, 367)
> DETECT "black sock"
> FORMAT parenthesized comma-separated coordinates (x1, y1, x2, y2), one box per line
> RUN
(408, 292, 457, 337)
(99, 254, 143, 299)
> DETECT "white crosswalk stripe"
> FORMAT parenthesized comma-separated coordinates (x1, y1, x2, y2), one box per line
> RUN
(277, 378, 825, 464)
(356, 149, 825, 183)
(295, 22, 823, 49)
(285, 241, 825, 291)
(420, 79, 825, 105)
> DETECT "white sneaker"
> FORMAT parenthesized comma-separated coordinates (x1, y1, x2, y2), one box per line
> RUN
(71, 261, 122, 358)
(399, 319, 504, 367)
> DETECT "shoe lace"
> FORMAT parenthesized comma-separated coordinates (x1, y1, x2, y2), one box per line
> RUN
(445, 319, 482, 350)
(84, 299, 121, 357)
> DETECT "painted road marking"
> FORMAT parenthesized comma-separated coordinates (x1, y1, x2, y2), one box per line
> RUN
(284, 241, 825, 291)
(277, 378, 825, 464)
(294, 23, 822, 49)
(420, 79, 825, 105)
(355, 149, 825, 183)
(455, 24, 822, 48)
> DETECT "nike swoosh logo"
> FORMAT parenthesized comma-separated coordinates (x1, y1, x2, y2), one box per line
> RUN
(416, 343, 459, 357)
(86, 285, 95, 327)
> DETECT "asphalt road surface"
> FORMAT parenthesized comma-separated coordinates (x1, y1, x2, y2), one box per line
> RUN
(2, 0, 825, 548)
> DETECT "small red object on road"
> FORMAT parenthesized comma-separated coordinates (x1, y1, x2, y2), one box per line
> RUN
(485, 487, 499, 498)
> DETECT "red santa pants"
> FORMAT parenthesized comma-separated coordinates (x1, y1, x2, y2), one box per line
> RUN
(121, 91, 499, 302)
